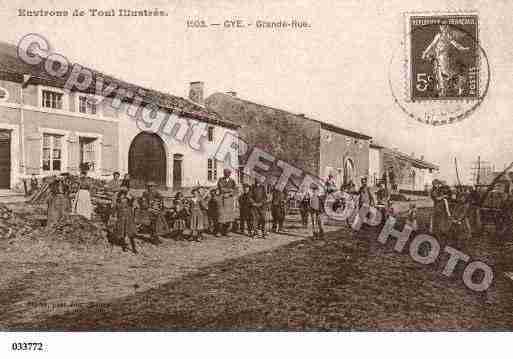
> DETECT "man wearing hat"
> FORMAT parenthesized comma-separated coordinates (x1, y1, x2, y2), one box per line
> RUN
(238, 183, 255, 237)
(358, 177, 374, 209)
(217, 168, 237, 236)
(252, 176, 268, 238)
(309, 182, 324, 239)
(140, 181, 167, 243)
(430, 179, 447, 236)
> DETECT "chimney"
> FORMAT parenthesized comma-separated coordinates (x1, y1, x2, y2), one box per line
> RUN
(410, 152, 415, 158)
(226, 91, 237, 97)
(420, 155, 424, 160)
(189, 81, 204, 104)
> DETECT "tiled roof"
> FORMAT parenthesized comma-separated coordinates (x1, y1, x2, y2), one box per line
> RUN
(383, 147, 439, 170)
(0, 41, 238, 129)
(207, 92, 372, 139)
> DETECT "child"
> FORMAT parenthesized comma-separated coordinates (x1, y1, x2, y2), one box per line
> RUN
(113, 187, 137, 253)
(190, 187, 208, 241)
(309, 183, 324, 239)
(405, 203, 418, 232)
(207, 188, 220, 236)
(238, 184, 254, 237)
(172, 192, 188, 240)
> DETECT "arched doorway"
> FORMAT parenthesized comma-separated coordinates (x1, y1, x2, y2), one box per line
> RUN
(128, 132, 166, 187)
(343, 158, 355, 185)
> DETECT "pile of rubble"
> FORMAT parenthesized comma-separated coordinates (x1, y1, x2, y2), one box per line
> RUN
(0, 204, 42, 239)
(29, 214, 107, 247)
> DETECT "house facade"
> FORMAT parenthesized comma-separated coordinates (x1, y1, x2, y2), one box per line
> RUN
(206, 91, 371, 189)
(369, 140, 439, 192)
(0, 41, 238, 190)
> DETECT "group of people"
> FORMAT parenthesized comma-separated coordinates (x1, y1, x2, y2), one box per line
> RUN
(46, 163, 98, 226)
(43, 163, 427, 252)
(101, 168, 296, 253)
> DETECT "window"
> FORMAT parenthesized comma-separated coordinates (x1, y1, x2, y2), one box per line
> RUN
(238, 165, 244, 184)
(79, 137, 97, 172)
(78, 96, 97, 115)
(42, 134, 63, 171)
(0, 87, 8, 101)
(207, 158, 218, 181)
(42, 90, 63, 109)
(207, 126, 214, 142)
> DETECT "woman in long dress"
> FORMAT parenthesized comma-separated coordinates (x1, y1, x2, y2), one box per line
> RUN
(73, 164, 95, 220)
(113, 186, 137, 253)
(47, 177, 71, 227)
(217, 168, 237, 235)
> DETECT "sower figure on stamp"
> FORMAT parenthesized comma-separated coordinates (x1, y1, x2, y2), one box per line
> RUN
(217, 168, 237, 236)
(238, 183, 255, 237)
(421, 24, 470, 97)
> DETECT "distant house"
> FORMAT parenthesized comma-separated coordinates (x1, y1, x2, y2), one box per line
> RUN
(369, 141, 439, 191)
(0, 41, 238, 189)
(206, 91, 371, 189)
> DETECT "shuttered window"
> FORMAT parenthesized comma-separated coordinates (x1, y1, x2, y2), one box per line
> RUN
(79, 137, 97, 171)
(42, 133, 63, 171)
(207, 158, 217, 181)
(42, 90, 63, 109)
(78, 96, 97, 114)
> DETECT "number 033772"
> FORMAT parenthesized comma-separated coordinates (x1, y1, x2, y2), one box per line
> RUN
(11, 342, 44, 351)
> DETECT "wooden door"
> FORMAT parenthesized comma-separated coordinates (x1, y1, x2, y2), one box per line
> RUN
(0, 131, 11, 189)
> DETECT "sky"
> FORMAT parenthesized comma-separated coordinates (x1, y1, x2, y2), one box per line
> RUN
(1, 0, 512, 183)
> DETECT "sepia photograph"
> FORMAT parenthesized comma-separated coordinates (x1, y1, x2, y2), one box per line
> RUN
(0, 0, 512, 357)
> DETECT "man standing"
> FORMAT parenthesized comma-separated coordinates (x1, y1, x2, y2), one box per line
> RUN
(375, 182, 389, 205)
(106, 171, 122, 211)
(358, 177, 375, 208)
(309, 183, 324, 239)
(217, 168, 237, 236)
(325, 174, 337, 194)
(238, 183, 254, 237)
(252, 177, 268, 238)
(430, 179, 447, 236)
(271, 185, 286, 233)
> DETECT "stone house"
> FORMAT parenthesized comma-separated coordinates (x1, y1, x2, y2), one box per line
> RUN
(0, 41, 238, 190)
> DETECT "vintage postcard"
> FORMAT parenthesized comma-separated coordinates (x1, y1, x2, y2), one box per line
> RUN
(0, 0, 512, 358)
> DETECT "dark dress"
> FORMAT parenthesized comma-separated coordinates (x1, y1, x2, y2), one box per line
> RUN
(114, 195, 136, 239)
(217, 176, 237, 224)
(139, 190, 169, 237)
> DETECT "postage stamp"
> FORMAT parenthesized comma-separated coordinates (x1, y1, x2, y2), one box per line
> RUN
(388, 11, 489, 126)
(409, 14, 479, 101)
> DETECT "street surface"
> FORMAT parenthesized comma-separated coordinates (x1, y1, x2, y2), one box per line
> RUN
(1, 201, 512, 330)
